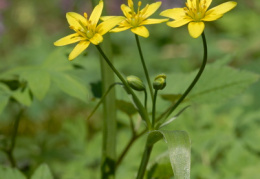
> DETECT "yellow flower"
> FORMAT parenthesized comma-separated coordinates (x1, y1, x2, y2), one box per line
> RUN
(160, 0, 237, 38)
(54, 1, 124, 60)
(103, 0, 168, 38)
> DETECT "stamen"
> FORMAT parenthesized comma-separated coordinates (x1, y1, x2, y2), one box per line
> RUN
(84, 12, 88, 19)
(138, 1, 142, 13)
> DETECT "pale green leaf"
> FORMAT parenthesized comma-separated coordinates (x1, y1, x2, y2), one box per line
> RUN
(147, 130, 191, 179)
(0, 166, 26, 179)
(160, 130, 191, 179)
(20, 69, 51, 100)
(31, 163, 53, 179)
(51, 71, 88, 102)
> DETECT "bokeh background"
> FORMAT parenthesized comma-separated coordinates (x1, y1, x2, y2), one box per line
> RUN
(0, 0, 260, 178)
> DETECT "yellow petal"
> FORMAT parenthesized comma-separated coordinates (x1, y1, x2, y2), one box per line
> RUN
(131, 26, 149, 38)
(166, 18, 192, 28)
(121, 4, 131, 19)
(188, 22, 205, 38)
(142, 2, 161, 18)
(160, 8, 186, 20)
(89, 1, 103, 27)
(140, 18, 168, 25)
(100, 16, 115, 21)
(110, 26, 131, 33)
(66, 12, 87, 29)
(89, 33, 103, 45)
(206, 1, 237, 16)
(54, 33, 82, 46)
(202, 14, 223, 21)
(69, 41, 90, 60)
(97, 16, 125, 35)
(204, 0, 212, 10)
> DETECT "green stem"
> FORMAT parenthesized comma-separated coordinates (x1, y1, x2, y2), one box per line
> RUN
(144, 89, 148, 110)
(136, 140, 153, 179)
(157, 32, 208, 125)
(135, 35, 154, 101)
(87, 82, 122, 121)
(116, 129, 146, 168)
(152, 90, 158, 128)
(6, 107, 24, 167)
(96, 45, 151, 129)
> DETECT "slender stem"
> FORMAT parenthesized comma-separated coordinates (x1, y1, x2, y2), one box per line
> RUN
(135, 35, 154, 101)
(157, 32, 208, 125)
(116, 129, 146, 168)
(136, 140, 153, 179)
(96, 45, 151, 129)
(87, 83, 122, 121)
(6, 107, 24, 167)
(144, 89, 148, 110)
(152, 90, 158, 128)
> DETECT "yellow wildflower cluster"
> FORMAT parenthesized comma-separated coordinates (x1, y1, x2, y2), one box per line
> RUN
(54, 0, 237, 60)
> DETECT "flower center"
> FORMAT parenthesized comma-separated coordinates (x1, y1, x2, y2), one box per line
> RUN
(185, 0, 207, 21)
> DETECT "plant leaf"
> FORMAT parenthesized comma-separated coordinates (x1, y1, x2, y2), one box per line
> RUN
(160, 130, 191, 179)
(12, 87, 32, 106)
(0, 165, 26, 179)
(20, 69, 51, 100)
(163, 64, 259, 104)
(50, 71, 88, 102)
(31, 163, 53, 179)
(116, 99, 138, 116)
(0, 83, 11, 114)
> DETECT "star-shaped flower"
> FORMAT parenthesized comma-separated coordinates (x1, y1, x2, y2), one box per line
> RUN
(103, 0, 168, 38)
(54, 1, 124, 60)
(160, 0, 237, 38)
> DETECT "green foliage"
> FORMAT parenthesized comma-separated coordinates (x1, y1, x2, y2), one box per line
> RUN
(162, 63, 259, 105)
(0, 166, 26, 179)
(30, 164, 53, 179)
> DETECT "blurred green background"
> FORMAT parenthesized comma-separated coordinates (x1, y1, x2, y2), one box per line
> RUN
(0, 0, 260, 178)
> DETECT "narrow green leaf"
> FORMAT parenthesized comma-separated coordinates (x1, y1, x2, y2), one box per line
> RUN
(50, 71, 88, 102)
(31, 163, 53, 179)
(0, 165, 26, 179)
(20, 69, 51, 100)
(160, 130, 191, 179)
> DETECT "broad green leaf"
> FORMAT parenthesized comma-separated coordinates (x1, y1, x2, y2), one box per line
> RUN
(160, 130, 191, 179)
(50, 71, 88, 102)
(116, 100, 137, 116)
(42, 48, 73, 72)
(31, 163, 53, 179)
(163, 64, 259, 104)
(12, 87, 32, 106)
(20, 69, 51, 100)
(0, 165, 26, 179)
(147, 130, 191, 179)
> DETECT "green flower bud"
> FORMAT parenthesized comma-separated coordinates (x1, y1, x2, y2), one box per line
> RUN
(126, 75, 145, 91)
(153, 74, 166, 90)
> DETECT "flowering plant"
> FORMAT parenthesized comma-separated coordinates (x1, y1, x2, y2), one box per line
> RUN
(53, 0, 237, 178)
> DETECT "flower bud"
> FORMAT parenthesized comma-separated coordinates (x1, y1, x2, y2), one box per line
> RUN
(126, 75, 145, 91)
(153, 74, 166, 90)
